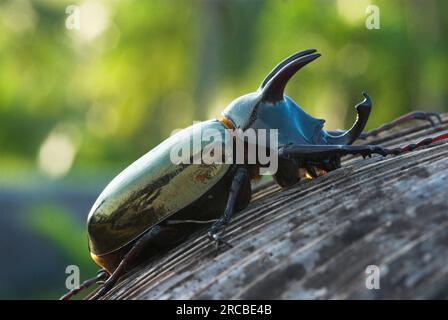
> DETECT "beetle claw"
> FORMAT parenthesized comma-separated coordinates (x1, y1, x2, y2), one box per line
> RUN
(208, 232, 233, 249)
(418, 112, 443, 127)
(433, 113, 443, 126)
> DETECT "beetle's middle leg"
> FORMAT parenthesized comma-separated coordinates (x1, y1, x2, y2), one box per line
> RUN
(207, 167, 250, 249)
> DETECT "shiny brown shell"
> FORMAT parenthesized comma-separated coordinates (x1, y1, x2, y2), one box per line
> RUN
(87, 120, 232, 255)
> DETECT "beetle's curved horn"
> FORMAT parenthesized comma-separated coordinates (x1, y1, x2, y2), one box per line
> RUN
(259, 49, 317, 90)
(261, 52, 321, 102)
(326, 92, 372, 145)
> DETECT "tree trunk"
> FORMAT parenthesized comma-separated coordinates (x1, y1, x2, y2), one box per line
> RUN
(95, 114, 448, 299)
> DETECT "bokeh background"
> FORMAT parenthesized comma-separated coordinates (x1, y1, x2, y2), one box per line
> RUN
(0, 0, 447, 299)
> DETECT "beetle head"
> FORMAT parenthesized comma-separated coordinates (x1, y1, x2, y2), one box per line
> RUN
(221, 49, 320, 131)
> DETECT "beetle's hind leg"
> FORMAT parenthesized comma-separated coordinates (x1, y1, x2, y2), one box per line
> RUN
(89, 225, 177, 300)
(208, 167, 250, 249)
(60, 269, 108, 300)
(358, 111, 443, 140)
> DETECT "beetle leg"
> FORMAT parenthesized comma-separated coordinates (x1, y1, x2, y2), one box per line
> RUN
(279, 132, 448, 160)
(208, 233, 234, 249)
(274, 157, 300, 187)
(60, 269, 108, 300)
(89, 225, 168, 300)
(358, 111, 443, 140)
(208, 167, 249, 249)
(305, 162, 318, 178)
(382, 132, 448, 155)
(279, 144, 389, 159)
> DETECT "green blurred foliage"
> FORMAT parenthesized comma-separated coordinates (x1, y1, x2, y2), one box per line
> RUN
(25, 203, 97, 299)
(1, 0, 447, 173)
(26, 203, 93, 271)
(0, 0, 447, 299)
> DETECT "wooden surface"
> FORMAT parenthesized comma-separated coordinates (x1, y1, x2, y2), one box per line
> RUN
(96, 114, 448, 300)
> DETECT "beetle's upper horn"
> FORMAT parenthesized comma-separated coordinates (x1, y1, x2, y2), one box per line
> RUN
(259, 49, 317, 89)
(260, 50, 321, 102)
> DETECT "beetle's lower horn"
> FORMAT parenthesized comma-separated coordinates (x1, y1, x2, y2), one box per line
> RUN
(326, 92, 372, 145)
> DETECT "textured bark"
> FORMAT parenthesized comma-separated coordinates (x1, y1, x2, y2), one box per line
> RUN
(95, 114, 448, 300)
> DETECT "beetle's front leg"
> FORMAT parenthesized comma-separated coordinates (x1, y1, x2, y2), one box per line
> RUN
(358, 111, 443, 140)
(327, 112, 443, 142)
(208, 167, 249, 249)
(279, 144, 389, 160)
(279, 132, 448, 160)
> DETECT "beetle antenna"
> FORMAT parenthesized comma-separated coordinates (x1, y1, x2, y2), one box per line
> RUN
(261, 52, 321, 102)
(166, 219, 218, 225)
(259, 49, 317, 90)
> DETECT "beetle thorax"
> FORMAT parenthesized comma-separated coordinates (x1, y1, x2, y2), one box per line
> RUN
(221, 92, 262, 130)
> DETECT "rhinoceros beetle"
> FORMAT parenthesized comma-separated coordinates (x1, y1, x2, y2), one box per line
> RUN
(61, 48, 447, 300)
